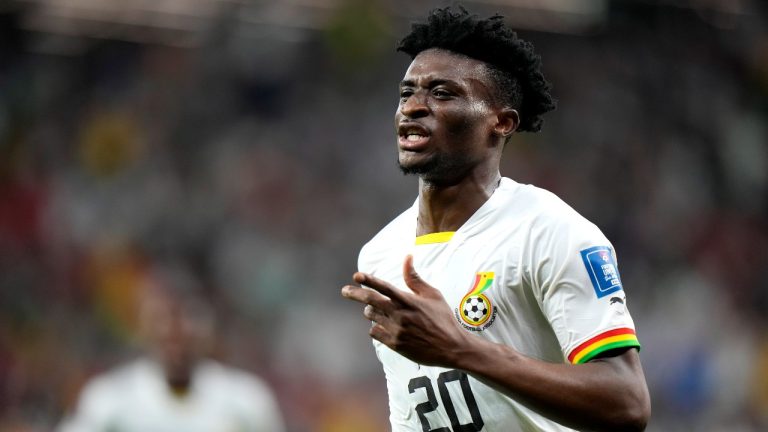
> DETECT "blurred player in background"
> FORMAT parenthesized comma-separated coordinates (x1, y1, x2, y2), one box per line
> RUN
(58, 264, 285, 432)
(342, 6, 650, 431)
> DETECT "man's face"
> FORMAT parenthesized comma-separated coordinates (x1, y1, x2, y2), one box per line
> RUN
(396, 48, 502, 183)
(140, 289, 213, 386)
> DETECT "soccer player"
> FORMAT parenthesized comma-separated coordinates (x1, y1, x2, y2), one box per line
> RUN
(58, 265, 285, 432)
(341, 6, 651, 432)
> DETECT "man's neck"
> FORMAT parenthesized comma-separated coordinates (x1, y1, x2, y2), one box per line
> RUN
(416, 170, 501, 236)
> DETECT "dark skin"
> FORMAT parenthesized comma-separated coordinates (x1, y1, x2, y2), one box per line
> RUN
(140, 287, 213, 395)
(341, 48, 650, 431)
(395, 49, 515, 234)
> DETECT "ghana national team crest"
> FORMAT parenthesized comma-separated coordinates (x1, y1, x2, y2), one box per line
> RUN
(454, 271, 498, 331)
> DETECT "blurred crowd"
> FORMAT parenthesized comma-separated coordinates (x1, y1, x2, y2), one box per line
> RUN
(1, 0, 767, 431)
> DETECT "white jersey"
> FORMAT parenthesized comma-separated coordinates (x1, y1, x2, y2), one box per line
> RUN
(358, 178, 641, 432)
(58, 358, 285, 432)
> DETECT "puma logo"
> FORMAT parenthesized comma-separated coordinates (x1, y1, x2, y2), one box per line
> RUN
(609, 297, 624, 305)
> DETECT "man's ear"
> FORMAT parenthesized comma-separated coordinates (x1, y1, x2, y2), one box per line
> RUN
(494, 108, 519, 138)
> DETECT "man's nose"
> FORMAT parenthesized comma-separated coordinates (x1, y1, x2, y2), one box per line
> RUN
(400, 92, 429, 119)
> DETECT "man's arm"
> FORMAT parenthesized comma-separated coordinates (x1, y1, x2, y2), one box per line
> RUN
(456, 336, 649, 431)
(341, 255, 650, 432)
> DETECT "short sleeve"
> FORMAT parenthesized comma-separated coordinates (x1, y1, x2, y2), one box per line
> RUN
(529, 216, 641, 364)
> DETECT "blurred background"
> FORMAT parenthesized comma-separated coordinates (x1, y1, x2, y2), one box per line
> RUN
(1, 0, 767, 430)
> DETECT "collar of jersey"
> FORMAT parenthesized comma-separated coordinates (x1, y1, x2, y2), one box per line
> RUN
(415, 231, 455, 245)
(410, 178, 517, 245)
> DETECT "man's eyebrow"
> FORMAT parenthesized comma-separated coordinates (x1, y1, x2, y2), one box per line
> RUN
(399, 78, 460, 88)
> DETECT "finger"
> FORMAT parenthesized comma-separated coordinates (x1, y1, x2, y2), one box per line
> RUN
(402, 255, 438, 298)
(369, 323, 394, 346)
(341, 285, 397, 312)
(353, 272, 411, 305)
(363, 305, 395, 328)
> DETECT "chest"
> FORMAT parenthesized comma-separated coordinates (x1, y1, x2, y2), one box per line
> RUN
(105, 380, 251, 432)
(374, 233, 529, 333)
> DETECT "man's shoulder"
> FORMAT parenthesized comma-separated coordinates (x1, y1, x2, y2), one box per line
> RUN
(74, 358, 149, 407)
(89, 358, 146, 386)
(197, 360, 276, 399)
(503, 181, 611, 261)
(197, 361, 284, 428)
(505, 181, 596, 229)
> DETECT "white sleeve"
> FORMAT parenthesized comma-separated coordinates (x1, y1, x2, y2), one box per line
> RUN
(529, 216, 641, 364)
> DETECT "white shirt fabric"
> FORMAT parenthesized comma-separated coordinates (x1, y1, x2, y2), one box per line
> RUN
(58, 358, 285, 432)
(358, 178, 641, 432)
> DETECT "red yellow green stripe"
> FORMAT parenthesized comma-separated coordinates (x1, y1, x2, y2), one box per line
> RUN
(568, 328, 640, 364)
(466, 272, 494, 296)
(415, 231, 455, 245)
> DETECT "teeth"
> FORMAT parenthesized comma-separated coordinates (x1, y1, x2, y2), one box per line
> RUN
(407, 134, 425, 141)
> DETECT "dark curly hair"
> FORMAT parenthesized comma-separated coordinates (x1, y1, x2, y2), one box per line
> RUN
(397, 6, 556, 133)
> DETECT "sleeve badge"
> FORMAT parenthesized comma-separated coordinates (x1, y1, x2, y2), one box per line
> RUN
(580, 246, 623, 298)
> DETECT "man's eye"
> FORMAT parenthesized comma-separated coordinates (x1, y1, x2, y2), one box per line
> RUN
(433, 89, 452, 98)
(400, 89, 413, 98)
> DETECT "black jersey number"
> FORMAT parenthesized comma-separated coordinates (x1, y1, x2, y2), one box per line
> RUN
(408, 370, 484, 432)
